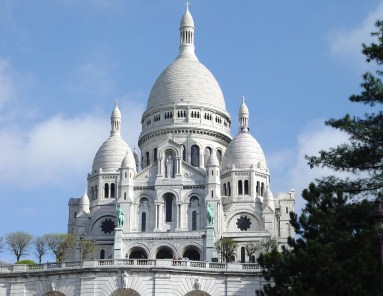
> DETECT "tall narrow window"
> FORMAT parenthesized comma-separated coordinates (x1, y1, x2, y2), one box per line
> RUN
(228, 182, 231, 196)
(192, 211, 197, 231)
(153, 148, 158, 162)
(95, 185, 98, 199)
(182, 145, 186, 161)
(141, 212, 146, 232)
(104, 183, 109, 198)
(110, 183, 115, 198)
(91, 186, 94, 199)
(216, 150, 222, 163)
(241, 246, 246, 263)
(256, 181, 260, 195)
(165, 195, 173, 222)
(244, 180, 249, 195)
(223, 183, 227, 196)
(146, 151, 150, 167)
(238, 180, 243, 195)
(191, 145, 200, 167)
(100, 249, 105, 259)
(261, 182, 265, 197)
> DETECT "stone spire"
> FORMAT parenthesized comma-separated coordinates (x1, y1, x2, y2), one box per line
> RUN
(238, 96, 249, 133)
(263, 186, 275, 211)
(79, 189, 90, 214)
(110, 100, 121, 137)
(178, 2, 197, 59)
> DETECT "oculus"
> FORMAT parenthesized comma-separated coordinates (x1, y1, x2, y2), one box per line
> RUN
(236, 216, 251, 231)
(100, 218, 116, 234)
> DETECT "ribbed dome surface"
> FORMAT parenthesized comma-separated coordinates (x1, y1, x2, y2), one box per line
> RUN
(221, 132, 267, 171)
(146, 56, 226, 112)
(92, 136, 130, 173)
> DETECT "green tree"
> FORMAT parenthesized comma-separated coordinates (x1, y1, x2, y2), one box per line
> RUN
(214, 238, 238, 263)
(259, 238, 278, 253)
(307, 20, 383, 198)
(33, 236, 48, 263)
(44, 233, 74, 262)
(244, 242, 260, 263)
(257, 183, 380, 296)
(5, 231, 33, 262)
(79, 239, 96, 260)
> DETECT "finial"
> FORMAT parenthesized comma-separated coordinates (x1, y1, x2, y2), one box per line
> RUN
(115, 99, 118, 107)
(242, 96, 245, 104)
(185, 1, 190, 11)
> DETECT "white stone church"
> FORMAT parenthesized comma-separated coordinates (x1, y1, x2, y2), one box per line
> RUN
(0, 6, 295, 296)
(67, 5, 295, 264)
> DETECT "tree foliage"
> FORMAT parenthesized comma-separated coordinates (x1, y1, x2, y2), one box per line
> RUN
(5, 231, 33, 262)
(257, 21, 383, 295)
(33, 236, 48, 263)
(44, 233, 74, 262)
(257, 183, 381, 296)
(306, 20, 383, 198)
(79, 239, 96, 260)
(214, 238, 238, 263)
(244, 242, 260, 263)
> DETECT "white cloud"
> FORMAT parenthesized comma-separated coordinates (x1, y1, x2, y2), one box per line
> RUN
(0, 98, 144, 188)
(328, 0, 383, 65)
(269, 120, 350, 213)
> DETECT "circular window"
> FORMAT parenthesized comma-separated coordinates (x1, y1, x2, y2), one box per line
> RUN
(100, 218, 116, 234)
(236, 216, 251, 231)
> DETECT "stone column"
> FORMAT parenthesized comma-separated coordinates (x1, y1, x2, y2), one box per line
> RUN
(206, 226, 216, 262)
(114, 227, 123, 259)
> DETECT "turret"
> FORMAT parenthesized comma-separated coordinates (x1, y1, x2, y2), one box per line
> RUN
(238, 96, 249, 132)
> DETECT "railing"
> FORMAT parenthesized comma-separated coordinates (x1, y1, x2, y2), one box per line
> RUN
(0, 260, 260, 274)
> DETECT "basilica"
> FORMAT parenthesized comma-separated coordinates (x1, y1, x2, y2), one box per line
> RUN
(0, 6, 297, 296)
(67, 5, 295, 264)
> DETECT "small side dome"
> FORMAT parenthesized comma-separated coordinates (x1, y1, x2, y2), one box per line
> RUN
(206, 152, 219, 167)
(79, 190, 90, 214)
(121, 150, 137, 172)
(221, 132, 267, 172)
(92, 137, 130, 173)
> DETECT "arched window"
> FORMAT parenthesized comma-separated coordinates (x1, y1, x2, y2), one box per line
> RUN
(146, 151, 150, 167)
(238, 180, 243, 195)
(104, 183, 109, 198)
(223, 183, 227, 196)
(192, 211, 197, 230)
(216, 150, 222, 162)
(251, 255, 256, 263)
(182, 145, 186, 161)
(124, 192, 126, 200)
(228, 182, 231, 196)
(256, 181, 260, 195)
(241, 246, 246, 263)
(153, 148, 158, 162)
(100, 249, 105, 259)
(141, 212, 146, 232)
(244, 180, 249, 195)
(91, 186, 94, 199)
(95, 185, 98, 199)
(261, 182, 265, 197)
(191, 145, 200, 167)
(165, 195, 173, 222)
(110, 183, 115, 198)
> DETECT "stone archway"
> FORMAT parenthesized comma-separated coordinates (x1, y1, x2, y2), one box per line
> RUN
(111, 288, 141, 296)
(43, 292, 66, 296)
(129, 247, 148, 259)
(184, 291, 211, 296)
(183, 246, 201, 261)
(156, 246, 174, 259)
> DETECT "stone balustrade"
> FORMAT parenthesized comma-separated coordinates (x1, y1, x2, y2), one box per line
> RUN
(0, 259, 260, 274)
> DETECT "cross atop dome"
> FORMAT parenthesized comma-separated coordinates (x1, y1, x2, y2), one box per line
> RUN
(186, 1, 190, 11)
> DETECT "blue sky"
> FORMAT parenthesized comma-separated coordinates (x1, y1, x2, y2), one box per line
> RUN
(0, 0, 382, 262)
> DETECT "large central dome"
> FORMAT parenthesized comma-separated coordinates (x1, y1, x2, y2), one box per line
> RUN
(147, 56, 226, 112)
(144, 6, 227, 115)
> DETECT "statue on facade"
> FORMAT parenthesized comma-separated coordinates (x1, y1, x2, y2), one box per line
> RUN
(166, 155, 173, 178)
(116, 203, 125, 227)
(206, 204, 214, 225)
(121, 271, 128, 289)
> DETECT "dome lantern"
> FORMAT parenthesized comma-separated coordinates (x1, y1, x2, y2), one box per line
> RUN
(238, 96, 249, 133)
